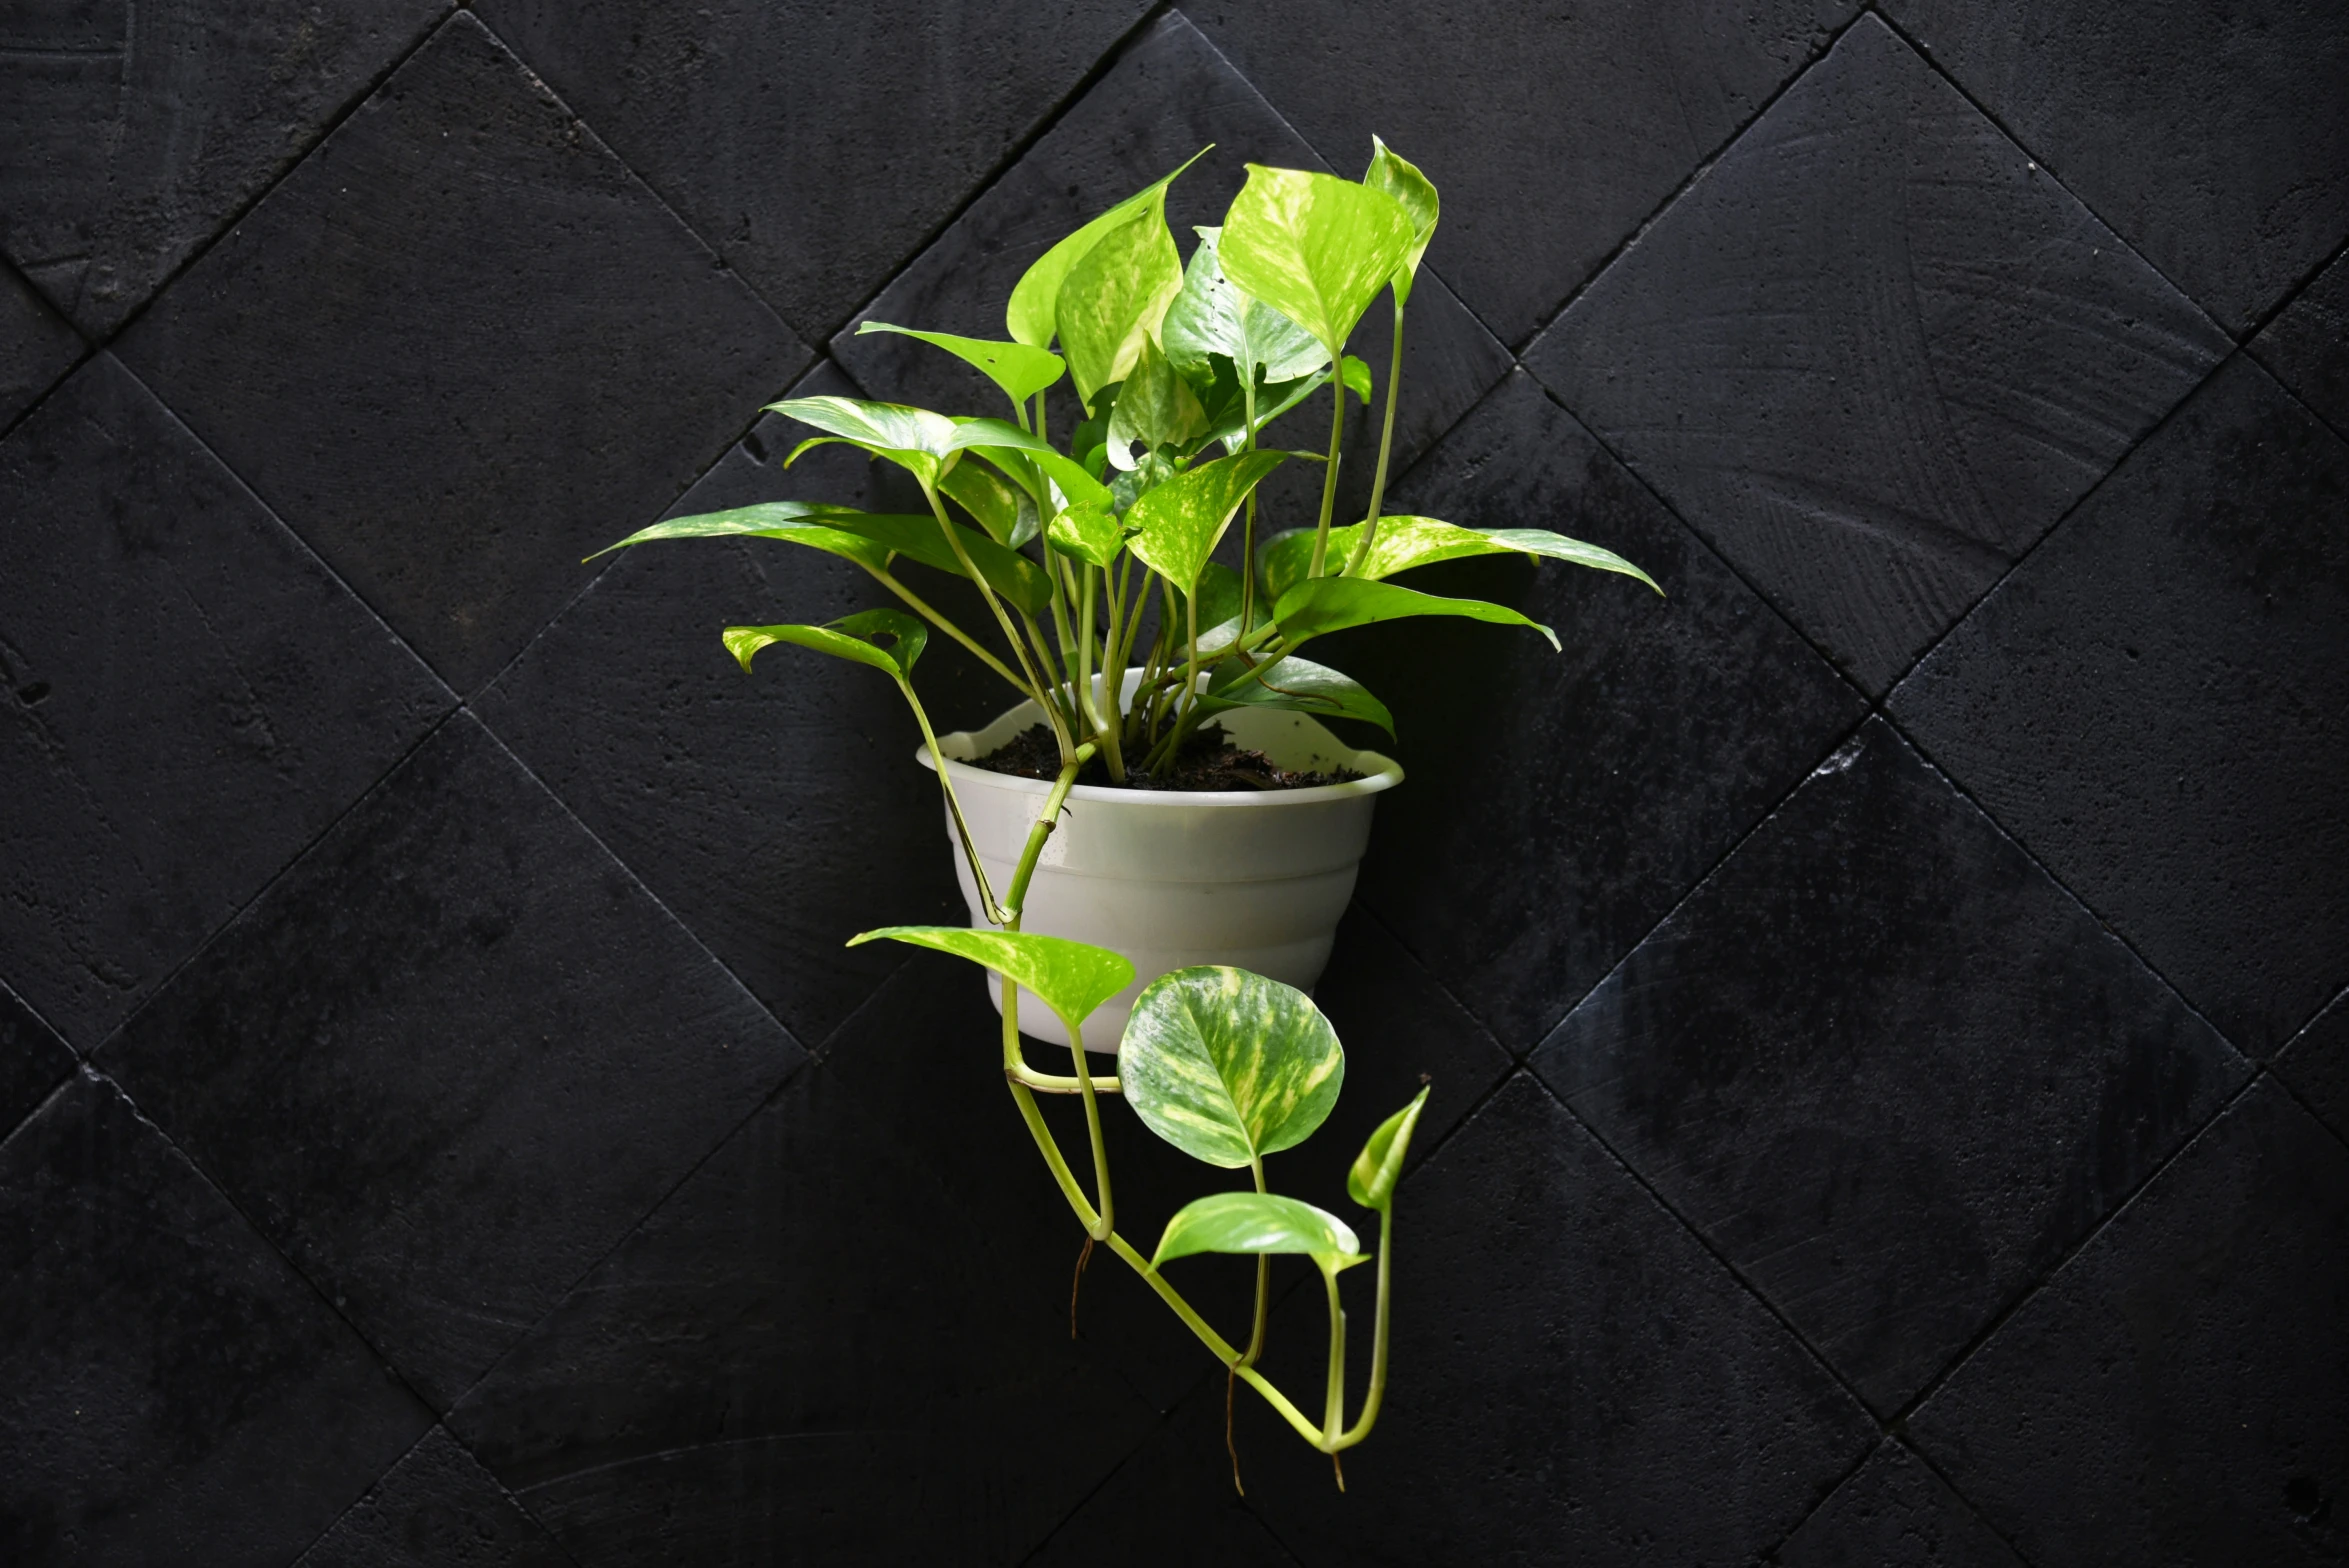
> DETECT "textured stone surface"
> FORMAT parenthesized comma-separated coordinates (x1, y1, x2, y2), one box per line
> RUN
(0, 987, 75, 1145)
(1538, 721, 2249, 1414)
(1893, 355, 2349, 1058)
(476, 361, 1007, 1047)
(0, 261, 82, 433)
(1191, 0, 1860, 345)
(1910, 1080, 2349, 1566)
(2255, 247, 2349, 441)
(2276, 993, 2349, 1149)
(1881, 0, 2349, 336)
(1338, 372, 1863, 1052)
(0, 355, 450, 1049)
(472, 0, 1153, 338)
(1530, 15, 2229, 693)
(1026, 1396, 1298, 1568)
(118, 13, 809, 692)
(293, 1427, 569, 1568)
(0, 0, 447, 334)
(0, 1072, 428, 1563)
(1775, 1443, 2023, 1567)
(103, 714, 804, 1410)
(447, 962, 1156, 1567)
(1228, 1074, 1875, 1565)
(830, 11, 1512, 532)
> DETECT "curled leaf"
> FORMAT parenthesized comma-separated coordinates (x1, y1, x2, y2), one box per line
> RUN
(1362, 136, 1439, 304)
(722, 608, 927, 679)
(1152, 1192, 1367, 1272)
(848, 926, 1135, 1043)
(1273, 575, 1559, 651)
(855, 321, 1065, 407)
(1346, 1086, 1430, 1211)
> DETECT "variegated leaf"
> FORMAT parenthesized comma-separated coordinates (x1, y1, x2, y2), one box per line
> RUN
(848, 927, 1134, 1043)
(1119, 966, 1344, 1168)
(1152, 1191, 1366, 1272)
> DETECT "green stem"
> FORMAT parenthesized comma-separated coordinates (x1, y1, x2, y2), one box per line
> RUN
(1342, 301, 1407, 578)
(864, 566, 1031, 697)
(1305, 374, 1348, 579)
(1241, 1156, 1270, 1369)
(1321, 1263, 1348, 1449)
(1070, 1021, 1113, 1241)
(1336, 1203, 1394, 1449)
(898, 675, 1006, 925)
(924, 479, 1070, 756)
(1238, 374, 1261, 637)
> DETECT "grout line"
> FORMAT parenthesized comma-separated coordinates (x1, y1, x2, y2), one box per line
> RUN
(0, 252, 94, 446)
(280, 1421, 441, 1568)
(1753, 1436, 1887, 1564)
(1897, 1435, 2047, 1568)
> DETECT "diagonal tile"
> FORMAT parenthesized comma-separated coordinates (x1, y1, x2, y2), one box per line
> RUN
(472, 0, 1154, 338)
(117, 13, 810, 694)
(0, 1071, 429, 1564)
(1334, 372, 1863, 1053)
(0, 354, 451, 1049)
(1226, 1073, 1874, 1565)
(0, 984, 74, 1148)
(102, 713, 804, 1412)
(1189, 0, 1862, 346)
(0, 260, 82, 433)
(1891, 354, 2349, 1057)
(0, 0, 447, 335)
(2254, 246, 2349, 442)
(1025, 1391, 1299, 1568)
(1528, 15, 2229, 694)
(1880, 0, 2349, 337)
(829, 11, 1511, 536)
(476, 361, 1006, 1047)
(1536, 720, 2249, 1414)
(294, 1427, 569, 1568)
(1909, 1079, 2349, 1566)
(447, 961, 1157, 1567)
(2275, 993, 2349, 1150)
(1775, 1441, 2023, 1567)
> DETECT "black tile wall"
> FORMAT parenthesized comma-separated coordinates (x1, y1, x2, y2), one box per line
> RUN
(7, 0, 2339, 1559)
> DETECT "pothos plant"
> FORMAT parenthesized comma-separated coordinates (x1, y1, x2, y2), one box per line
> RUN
(596, 143, 1656, 1487)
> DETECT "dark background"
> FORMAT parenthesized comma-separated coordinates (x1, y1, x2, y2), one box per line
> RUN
(3, 1, 2345, 1562)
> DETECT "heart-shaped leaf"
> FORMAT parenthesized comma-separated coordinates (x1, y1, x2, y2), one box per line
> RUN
(848, 926, 1135, 1043)
(947, 419, 1113, 512)
(1044, 497, 1126, 568)
(1119, 966, 1344, 1169)
(768, 395, 962, 488)
(1346, 1086, 1430, 1212)
(1124, 449, 1288, 595)
(589, 502, 889, 573)
(1006, 148, 1208, 350)
(1362, 137, 1439, 304)
(1105, 333, 1207, 470)
(1161, 226, 1328, 389)
(1198, 655, 1394, 737)
(855, 321, 1065, 407)
(1260, 516, 1659, 604)
(938, 460, 1039, 548)
(1272, 575, 1559, 651)
(1152, 1192, 1365, 1272)
(1058, 203, 1186, 412)
(723, 608, 928, 680)
(1218, 165, 1415, 359)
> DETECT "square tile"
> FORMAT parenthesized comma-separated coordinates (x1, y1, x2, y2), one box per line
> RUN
(1881, 0, 2349, 336)
(830, 11, 1512, 534)
(0, 985, 74, 1147)
(473, 0, 1153, 337)
(0, 1072, 428, 1564)
(1536, 720, 2249, 1413)
(1528, 15, 2229, 693)
(0, 0, 447, 334)
(0, 260, 82, 432)
(1909, 1080, 2349, 1566)
(2276, 992, 2349, 1149)
(293, 1427, 568, 1568)
(1335, 372, 1864, 1053)
(0, 354, 450, 1049)
(1776, 1442, 2023, 1568)
(118, 13, 810, 693)
(1190, 0, 1861, 345)
(103, 713, 804, 1411)
(1225, 1073, 1874, 1565)
(2254, 246, 2349, 441)
(1892, 355, 2349, 1056)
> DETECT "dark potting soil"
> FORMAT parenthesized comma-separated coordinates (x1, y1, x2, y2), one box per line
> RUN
(972, 724, 1363, 792)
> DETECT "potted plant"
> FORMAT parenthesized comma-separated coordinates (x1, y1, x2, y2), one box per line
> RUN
(597, 143, 1656, 1485)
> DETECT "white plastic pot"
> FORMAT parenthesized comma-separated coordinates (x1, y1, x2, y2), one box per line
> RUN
(917, 670, 1403, 1051)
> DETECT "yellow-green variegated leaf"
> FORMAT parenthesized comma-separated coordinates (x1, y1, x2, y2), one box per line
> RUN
(1197, 655, 1393, 737)
(1105, 333, 1207, 470)
(1044, 497, 1126, 568)
(938, 459, 1038, 548)
(1006, 149, 1208, 350)
(1160, 226, 1327, 388)
(946, 418, 1113, 513)
(1124, 449, 1287, 595)
(1151, 1192, 1366, 1273)
(1218, 165, 1414, 359)
(854, 321, 1064, 407)
(587, 502, 888, 573)
(767, 395, 961, 488)
(722, 608, 928, 680)
(1346, 1086, 1429, 1211)
(1260, 516, 1659, 604)
(847, 927, 1134, 1044)
(1362, 136, 1439, 304)
(1119, 966, 1344, 1168)
(1057, 203, 1185, 413)
(1273, 575, 1559, 652)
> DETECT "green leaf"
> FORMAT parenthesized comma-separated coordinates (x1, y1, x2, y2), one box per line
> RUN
(1218, 165, 1415, 358)
(814, 510, 1056, 617)
(1362, 136, 1439, 305)
(947, 418, 1113, 513)
(1151, 1192, 1365, 1272)
(768, 395, 962, 488)
(1192, 561, 1248, 636)
(1058, 203, 1186, 413)
(1260, 516, 1660, 605)
(1272, 575, 1560, 651)
(1346, 1086, 1429, 1211)
(1124, 449, 1288, 595)
(1198, 655, 1394, 737)
(854, 321, 1065, 407)
(1105, 333, 1207, 470)
(1006, 148, 1209, 350)
(588, 502, 889, 574)
(1160, 226, 1327, 389)
(1339, 353, 1373, 404)
(848, 926, 1135, 1042)
(1044, 496, 1126, 568)
(722, 608, 928, 679)
(1119, 965, 1344, 1169)
(1203, 365, 1344, 455)
(938, 460, 1038, 548)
